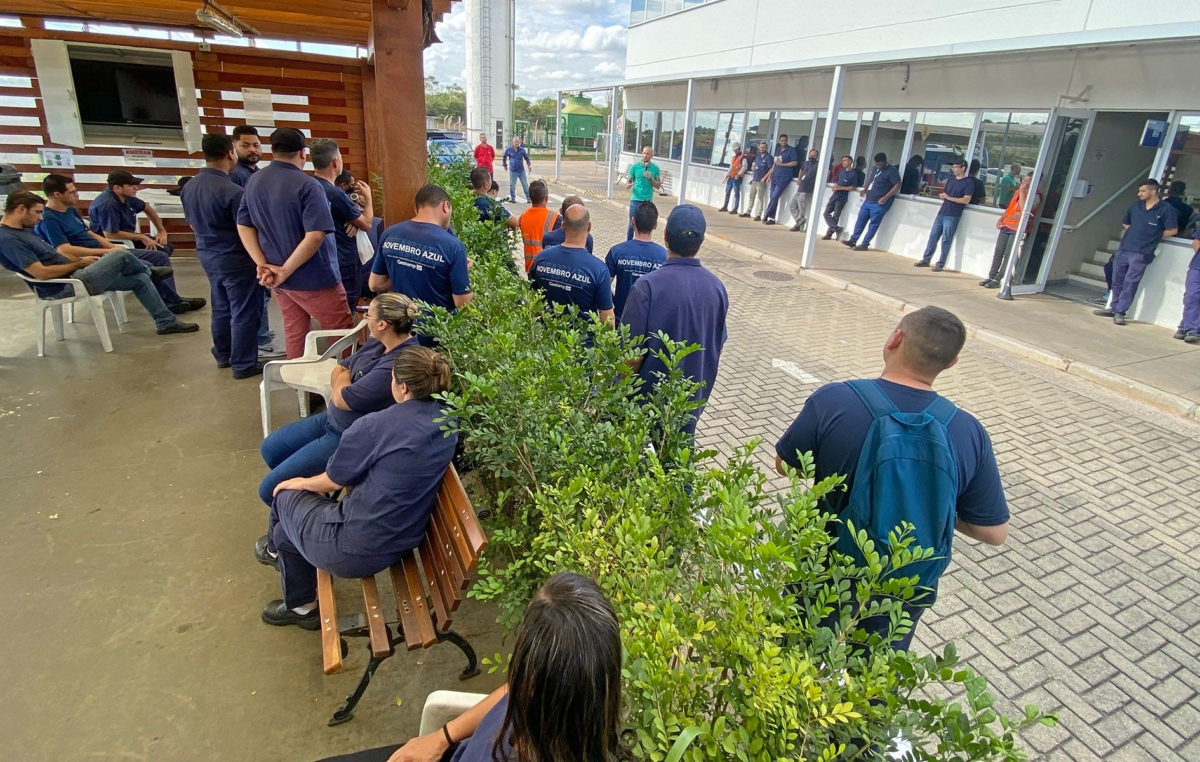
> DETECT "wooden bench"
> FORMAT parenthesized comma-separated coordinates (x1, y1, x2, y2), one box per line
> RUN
(317, 464, 488, 726)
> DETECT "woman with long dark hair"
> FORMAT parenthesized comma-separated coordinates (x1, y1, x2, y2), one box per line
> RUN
(318, 572, 624, 762)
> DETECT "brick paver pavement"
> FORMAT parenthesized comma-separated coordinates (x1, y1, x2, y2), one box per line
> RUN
(513, 194, 1200, 761)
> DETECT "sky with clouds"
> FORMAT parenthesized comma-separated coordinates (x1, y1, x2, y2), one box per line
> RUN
(423, 0, 628, 101)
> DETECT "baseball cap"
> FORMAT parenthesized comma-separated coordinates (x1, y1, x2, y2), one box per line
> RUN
(950, 157, 967, 167)
(107, 170, 144, 187)
(270, 127, 306, 153)
(666, 204, 706, 242)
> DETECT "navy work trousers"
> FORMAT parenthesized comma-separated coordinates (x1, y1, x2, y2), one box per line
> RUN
(207, 269, 261, 373)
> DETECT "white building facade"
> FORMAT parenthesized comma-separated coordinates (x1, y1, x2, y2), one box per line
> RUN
(607, 0, 1200, 329)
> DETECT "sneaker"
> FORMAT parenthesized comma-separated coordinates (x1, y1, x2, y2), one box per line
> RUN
(717, 206, 728, 212)
(982, 280, 1000, 289)
(752, 215, 761, 221)
(1087, 293, 1110, 307)
(915, 260, 930, 268)
(730, 209, 739, 215)
(258, 342, 286, 359)
(1174, 329, 1187, 340)
(1093, 309, 1115, 317)
(789, 225, 801, 232)
(931, 264, 944, 272)
(739, 213, 751, 218)
(853, 245, 869, 252)
(261, 600, 319, 630)
(148, 266, 174, 283)
(1113, 313, 1126, 326)
(157, 321, 200, 335)
(822, 230, 834, 240)
(764, 219, 775, 225)
(1186, 332, 1200, 344)
(233, 363, 265, 380)
(841, 240, 857, 249)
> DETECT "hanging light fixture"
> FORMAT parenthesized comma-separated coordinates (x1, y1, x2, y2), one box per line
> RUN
(196, 1, 258, 38)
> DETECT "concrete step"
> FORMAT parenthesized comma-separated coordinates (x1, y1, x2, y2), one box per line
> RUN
(1068, 271, 1107, 289)
(1106, 238, 1121, 252)
(1091, 249, 1113, 265)
(1080, 261, 1107, 279)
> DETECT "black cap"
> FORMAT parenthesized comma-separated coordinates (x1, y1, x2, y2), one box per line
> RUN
(107, 170, 144, 187)
(950, 157, 967, 167)
(270, 127, 306, 153)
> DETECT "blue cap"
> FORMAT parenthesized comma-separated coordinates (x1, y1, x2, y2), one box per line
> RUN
(666, 204, 706, 242)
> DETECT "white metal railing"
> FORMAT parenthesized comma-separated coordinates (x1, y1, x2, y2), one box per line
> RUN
(1062, 164, 1153, 233)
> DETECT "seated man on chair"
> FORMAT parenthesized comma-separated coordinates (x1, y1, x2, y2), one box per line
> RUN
(255, 345, 457, 629)
(88, 170, 206, 315)
(0, 191, 198, 336)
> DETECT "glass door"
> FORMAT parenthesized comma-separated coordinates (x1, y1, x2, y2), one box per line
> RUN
(1009, 110, 1095, 293)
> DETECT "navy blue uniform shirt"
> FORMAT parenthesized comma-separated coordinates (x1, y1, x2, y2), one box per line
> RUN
(316, 176, 364, 270)
(970, 176, 986, 205)
(751, 153, 773, 182)
(775, 378, 1008, 523)
(798, 158, 820, 192)
(88, 189, 144, 234)
(450, 695, 513, 762)
(772, 145, 800, 186)
(473, 194, 510, 223)
(37, 206, 103, 251)
(237, 161, 339, 291)
(938, 176, 976, 218)
(324, 398, 457, 558)
(604, 238, 667, 318)
(529, 244, 614, 318)
(1164, 197, 1193, 233)
(831, 168, 863, 201)
(620, 257, 729, 437)
(0, 224, 72, 298)
(1120, 199, 1179, 261)
(541, 227, 593, 253)
(228, 160, 256, 188)
(864, 164, 902, 204)
(180, 168, 253, 275)
(372, 220, 471, 311)
(326, 336, 416, 433)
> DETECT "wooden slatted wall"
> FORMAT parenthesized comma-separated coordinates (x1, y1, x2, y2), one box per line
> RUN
(0, 28, 367, 254)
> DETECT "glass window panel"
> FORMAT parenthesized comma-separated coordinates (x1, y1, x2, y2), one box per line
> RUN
(690, 110, 718, 165)
(640, 111, 657, 155)
(776, 111, 814, 150)
(645, 0, 664, 20)
(907, 111, 976, 198)
(655, 111, 675, 158)
(745, 111, 773, 156)
(710, 112, 746, 168)
(870, 111, 911, 175)
(630, 0, 646, 25)
(623, 110, 640, 152)
(668, 111, 685, 160)
(1161, 114, 1200, 236)
(977, 111, 1049, 207)
(663, 0, 683, 12)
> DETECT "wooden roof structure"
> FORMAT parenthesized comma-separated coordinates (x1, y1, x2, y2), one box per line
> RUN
(31, 0, 455, 46)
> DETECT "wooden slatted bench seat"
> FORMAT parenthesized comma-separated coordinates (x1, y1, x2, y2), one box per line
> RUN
(316, 463, 488, 726)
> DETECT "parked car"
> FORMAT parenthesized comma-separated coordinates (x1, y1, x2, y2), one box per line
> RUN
(427, 130, 473, 166)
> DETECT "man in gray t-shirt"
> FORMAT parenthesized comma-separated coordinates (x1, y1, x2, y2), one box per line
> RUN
(0, 191, 197, 335)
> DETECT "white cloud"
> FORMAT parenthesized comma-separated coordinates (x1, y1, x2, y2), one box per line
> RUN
(423, 1, 628, 99)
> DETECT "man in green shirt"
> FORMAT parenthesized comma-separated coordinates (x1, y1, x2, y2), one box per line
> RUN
(997, 163, 1021, 208)
(624, 145, 662, 240)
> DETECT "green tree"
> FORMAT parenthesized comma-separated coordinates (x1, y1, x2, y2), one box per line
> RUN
(425, 77, 465, 121)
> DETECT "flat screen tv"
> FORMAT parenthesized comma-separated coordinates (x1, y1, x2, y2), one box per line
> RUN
(70, 58, 182, 129)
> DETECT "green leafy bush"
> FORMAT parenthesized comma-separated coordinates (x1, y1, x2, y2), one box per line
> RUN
(421, 159, 1053, 761)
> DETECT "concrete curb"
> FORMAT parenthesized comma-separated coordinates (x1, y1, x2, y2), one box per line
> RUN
(549, 178, 1200, 422)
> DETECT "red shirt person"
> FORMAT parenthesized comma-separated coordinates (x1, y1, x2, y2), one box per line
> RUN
(474, 134, 496, 176)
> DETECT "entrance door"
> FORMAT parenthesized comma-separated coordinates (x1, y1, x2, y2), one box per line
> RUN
(1009, 110, 1095, 293)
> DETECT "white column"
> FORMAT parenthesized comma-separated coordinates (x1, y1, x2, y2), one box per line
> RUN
(677, 78, 696, 204)
(554, 91, 562, 181)
(801, 65, 846, 270)
(849, 111, 863, 162)
(606, 87, 619, 198)
(998, 107, 1058, 299)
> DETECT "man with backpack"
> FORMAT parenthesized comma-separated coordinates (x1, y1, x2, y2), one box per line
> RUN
(774, 306, 1009, 650)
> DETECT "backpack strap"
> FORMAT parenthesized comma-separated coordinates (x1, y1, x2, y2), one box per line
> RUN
(845, 379, 899, 420)
(923, 395, 959, 427)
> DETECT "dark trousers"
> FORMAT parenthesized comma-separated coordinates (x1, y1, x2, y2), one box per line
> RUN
(257, 287, 272, 346)
(207, 269, 261, 373)
(764, 181, 789, 221)
(338, 254, 362, 316)
(269, 489, 397, 609)
(722, 177, 742, 210)
(1104, 259, 1114, 289)
(1110, 248, 1151, 315)
(823, 195, 848, 233)
(988, 228, 1016, 281)
(258, 412, 343, 505)
(131, 241, 180, 304)
(1181, 268, 1200, 333)
(920, 214, 962, 266)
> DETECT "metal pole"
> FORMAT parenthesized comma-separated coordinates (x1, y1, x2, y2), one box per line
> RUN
(802, 65, 845, 270)
(677, 78, 696, 204)
(554, 91, 562, 182)
(606, 87, 619, 199)
(998, 107, 1057, 300)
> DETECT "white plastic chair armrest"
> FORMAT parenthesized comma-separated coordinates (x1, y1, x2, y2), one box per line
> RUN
(12, 272, 88, 297)
(303, 319, 367, 359)
(418, 691, 489, 736)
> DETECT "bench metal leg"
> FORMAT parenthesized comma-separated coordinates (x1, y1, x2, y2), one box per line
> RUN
(437, 629, 481, 680)
(328, 649, 391, 726)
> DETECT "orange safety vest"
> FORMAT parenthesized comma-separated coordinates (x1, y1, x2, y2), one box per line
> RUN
(520, 207, 560, 272)
(1000, 188, 1041, 232)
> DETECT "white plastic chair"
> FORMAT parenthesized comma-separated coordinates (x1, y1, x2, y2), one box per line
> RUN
(259, 320, 367, 437)
(418, 690, 488, 736)
(11, 272, 128, 356)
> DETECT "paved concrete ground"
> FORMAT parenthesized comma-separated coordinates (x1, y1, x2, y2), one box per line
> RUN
(552, 161, 1200, 406)
(4, 190, 1200, 760)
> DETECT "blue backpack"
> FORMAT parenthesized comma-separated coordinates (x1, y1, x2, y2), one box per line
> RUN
(836, 380, 960, 592)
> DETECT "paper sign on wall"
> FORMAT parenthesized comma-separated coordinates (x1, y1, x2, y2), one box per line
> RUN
(38, 147, 74, 169)
(242, 88, 275, 126)
(123, 149, 156, 168)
